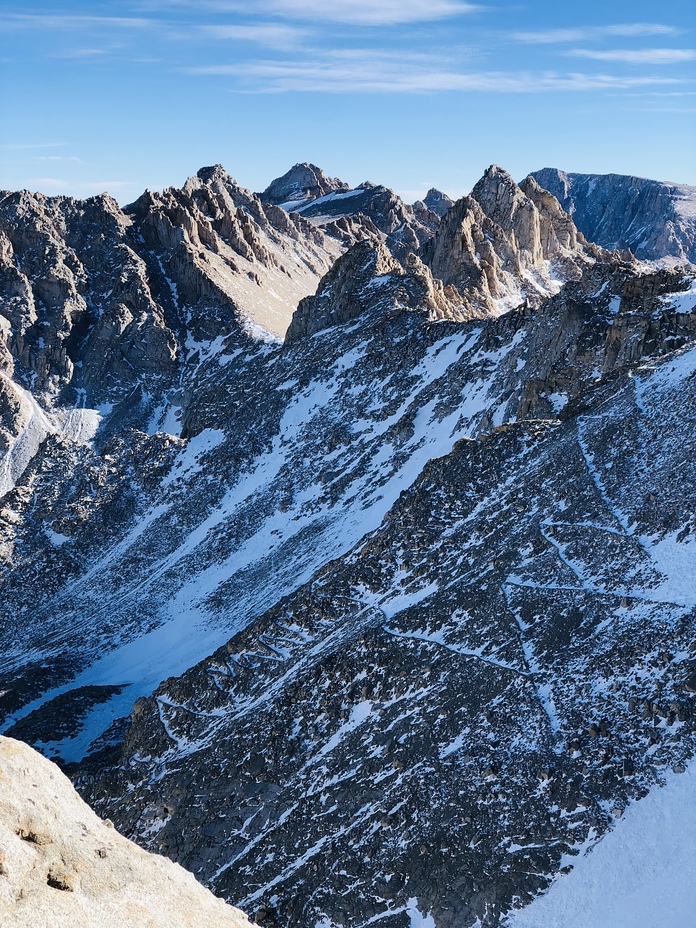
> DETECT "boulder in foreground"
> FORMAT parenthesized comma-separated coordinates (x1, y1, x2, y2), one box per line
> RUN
(0, 736, 251, 928)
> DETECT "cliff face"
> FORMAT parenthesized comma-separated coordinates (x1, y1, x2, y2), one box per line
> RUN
(0, 736, 251, 928)
(0, 164, 340, 403)
(420, 166, 603, 315)
(530, 167, 696, 263)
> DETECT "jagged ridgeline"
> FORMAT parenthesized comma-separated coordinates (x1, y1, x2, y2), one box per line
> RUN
(1, 161, 696, 928)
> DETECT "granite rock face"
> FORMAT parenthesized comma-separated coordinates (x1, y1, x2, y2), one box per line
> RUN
(0, 736, 251, 928)
(420, 166, 603, 316)
(531, 167, 696, 263)
(285, 239, 472, 343)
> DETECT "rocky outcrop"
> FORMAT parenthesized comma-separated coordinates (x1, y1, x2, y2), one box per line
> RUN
(0, 189, 177, 405)
(421, 165, 603, 315)
(0, 164, 341, 403)
(530, 167, 696, 263)
(0, 736, 251, 928)
(285, 240, 472, 343)
(304, 183, 439, 261)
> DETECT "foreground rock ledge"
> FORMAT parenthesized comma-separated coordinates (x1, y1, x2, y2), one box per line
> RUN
(0, 736, 251, 928)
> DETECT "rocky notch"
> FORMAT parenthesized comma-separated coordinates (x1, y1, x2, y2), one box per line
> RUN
(421, 165, 604, 316)
(0, 736, 251, 928)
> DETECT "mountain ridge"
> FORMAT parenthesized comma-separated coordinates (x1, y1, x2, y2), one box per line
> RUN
(530, 167, 696, 263)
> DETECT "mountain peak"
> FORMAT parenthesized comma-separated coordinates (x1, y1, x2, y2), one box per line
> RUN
(420, 164, 598, 315)
(422, 188, 455, 217)
(470, 164, 526, 217)
(196, 163, 237, 185)
(261, 162, 349, 208)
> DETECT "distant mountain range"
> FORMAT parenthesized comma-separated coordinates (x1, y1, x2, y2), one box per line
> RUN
(531, 168, 696, 263)
(1, 160, 695, 928)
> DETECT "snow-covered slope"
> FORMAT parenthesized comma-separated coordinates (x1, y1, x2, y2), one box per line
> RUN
(81, 299, 696, 926)
(507, 760, 696, 928)
(5, 253, 690, 764)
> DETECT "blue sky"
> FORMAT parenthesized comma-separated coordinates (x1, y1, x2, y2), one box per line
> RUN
(1, 0, 694, 203)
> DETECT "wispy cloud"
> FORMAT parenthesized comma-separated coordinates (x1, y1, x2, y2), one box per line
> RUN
(49, 47, 116, 59)
(139, 0, 482, 25)
(196, 23, 308, 49)
(512, 23, 679, 44)
(33, 156, 84, 163)
(567, 48, 696, 65)
(261, 0, 482, 25)
(189, 54, 683, 93)
(0, 142, 69, 151)
(0, 13, 151, 29)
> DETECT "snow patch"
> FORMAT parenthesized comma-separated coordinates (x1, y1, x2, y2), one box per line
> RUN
(507, 761, 696, 928)
(407, 898, 436, 928)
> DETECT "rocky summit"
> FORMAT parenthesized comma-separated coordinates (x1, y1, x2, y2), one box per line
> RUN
(421, 188, 456, 219)
(1, 161, 696, 928)
(421, 166, 604, 316)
